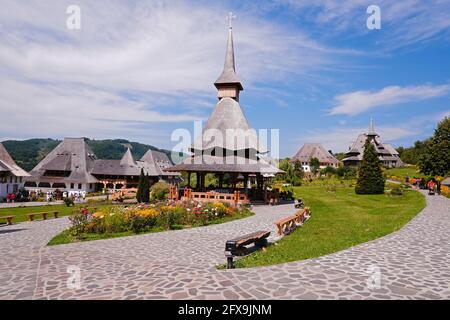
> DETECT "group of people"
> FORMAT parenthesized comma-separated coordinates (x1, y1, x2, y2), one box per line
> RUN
(4, 189, 87, 203)
(46, 190, 87, 203)
(5, 193, 16, 203)
(406, 175, 441, 195)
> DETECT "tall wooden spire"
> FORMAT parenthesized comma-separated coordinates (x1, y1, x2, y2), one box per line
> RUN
(214, 12, 243, 101)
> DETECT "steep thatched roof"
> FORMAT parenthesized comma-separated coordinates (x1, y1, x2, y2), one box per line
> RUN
(0, 143, 29, 177)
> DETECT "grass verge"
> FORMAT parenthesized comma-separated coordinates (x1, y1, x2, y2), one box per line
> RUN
(235, 185, 425, 268)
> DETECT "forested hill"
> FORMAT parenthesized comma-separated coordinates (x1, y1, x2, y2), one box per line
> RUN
(1, 138, 172, 171)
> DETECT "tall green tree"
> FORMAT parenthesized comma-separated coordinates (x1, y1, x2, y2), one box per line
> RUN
(136, 168, 145, 202)
(141, 173, 150, 203)
(355, 138, 385, 194)
(310, 157, 320, 176)
(418, 117, 450, 176)
(293, 160, 304, 180)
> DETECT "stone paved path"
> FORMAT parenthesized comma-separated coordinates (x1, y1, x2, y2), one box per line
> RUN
(0, 191, 449, 300)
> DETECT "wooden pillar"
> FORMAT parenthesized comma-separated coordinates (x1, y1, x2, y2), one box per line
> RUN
(196, 172, 200, 190)
(243, 174, 249, 191)
(218, 173, 224, 189)
(187, 172, 191, 188)
(201, 173, 206, 191)
(231, 173, 237, 189)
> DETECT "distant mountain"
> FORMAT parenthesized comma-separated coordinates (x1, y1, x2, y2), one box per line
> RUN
(2, 138, 173, 172)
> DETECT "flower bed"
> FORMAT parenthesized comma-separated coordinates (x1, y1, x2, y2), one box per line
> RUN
(441, 185, 450, 198)
(48, 201, 253, 245)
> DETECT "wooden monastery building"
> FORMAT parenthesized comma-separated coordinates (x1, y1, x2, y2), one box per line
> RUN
(291, 143, 341, 172)
(0, 143, 29, 201)
(25, 138, 179, 193)
(342, 119, 404, 168)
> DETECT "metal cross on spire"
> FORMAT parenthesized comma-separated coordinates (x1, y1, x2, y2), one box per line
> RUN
(227, 12, 236, 29)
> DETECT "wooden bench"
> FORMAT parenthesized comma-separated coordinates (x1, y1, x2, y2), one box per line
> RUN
(27, 211, 59, 222)
(225, 230, 270, 269)
(294, 198, 304, 209)
(274, 207, 311, 236)
(0, 216, 14, 225)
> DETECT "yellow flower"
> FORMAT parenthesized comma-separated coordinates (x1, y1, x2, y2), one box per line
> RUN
(212, 202, 226, 210)
(93, 212, 105, 218)
(137, 208, 160, 218)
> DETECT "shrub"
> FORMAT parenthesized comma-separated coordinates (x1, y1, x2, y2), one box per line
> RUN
(102, 211, 128, 233)
(64, 197, 74, 207)
(129, 215, 152, 233)
(150, 181, 170, 200)
(336, 166, 357, 179)
(320, 166, 337, 177)
(158, 205, 185, 229)
(390, 186, 403, 196)
(68, 212, 89, 236)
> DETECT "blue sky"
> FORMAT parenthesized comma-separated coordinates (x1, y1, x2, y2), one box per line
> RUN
(0, 0, 449, 157)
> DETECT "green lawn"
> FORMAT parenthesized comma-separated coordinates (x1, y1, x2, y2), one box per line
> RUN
(235, 185, 425, 268)
(385, 165, 430, 181)
(0, 203, 110, 224)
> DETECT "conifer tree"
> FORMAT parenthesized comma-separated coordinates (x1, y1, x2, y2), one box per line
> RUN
(136, 168, 145, 202)
(141, 173, 150, 203)
(355, 138, 385, 194)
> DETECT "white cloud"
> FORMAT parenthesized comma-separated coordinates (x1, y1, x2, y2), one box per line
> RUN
(273, 0, 450, 50)
(0, 0, 348, 142)
(0, 1, 341, 92)
(0, 79, 199, 144)
(329, 84, 450, 115)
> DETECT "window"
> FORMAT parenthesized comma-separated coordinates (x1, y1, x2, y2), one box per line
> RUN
(78, 184, 82, 190)
(89, 184, 92, 189)
(70, 183, 74, 189)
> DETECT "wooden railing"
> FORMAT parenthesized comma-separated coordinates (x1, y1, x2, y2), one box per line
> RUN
(169, 186, 249, 206)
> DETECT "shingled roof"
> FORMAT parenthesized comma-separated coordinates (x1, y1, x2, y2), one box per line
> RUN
(139, 149, 180, 176)
(166, 155, 282, 174)
(342, 119, 404, 166)
(190, 97, 264, 153)
(28, 138, 98, 183)
(292, 143, 341, 165)
(0, 143, 29, 177)
(214, 26, 243, 90)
